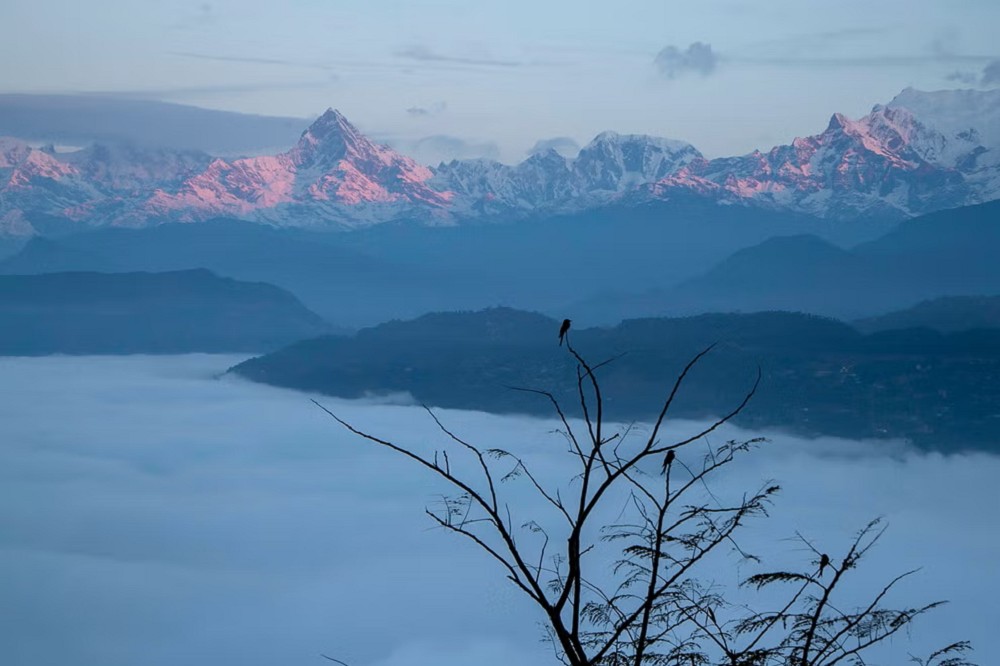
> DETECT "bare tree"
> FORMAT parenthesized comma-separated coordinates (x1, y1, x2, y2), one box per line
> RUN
(314, 336, 974, 666)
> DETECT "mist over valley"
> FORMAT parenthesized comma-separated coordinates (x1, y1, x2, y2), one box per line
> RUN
(0, 354, 996, 666)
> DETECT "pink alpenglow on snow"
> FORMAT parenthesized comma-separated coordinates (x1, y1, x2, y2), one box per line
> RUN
(147, 109, 453, 221)
(3, 144, 78, 188)
(637, 102, 973, 217)
(147, 156, 297, 218)
(0, 89, 996, 231)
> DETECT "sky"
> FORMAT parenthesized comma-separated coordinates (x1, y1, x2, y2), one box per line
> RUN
(1, 1, 1000, 161)
(0, 354, 996, 666)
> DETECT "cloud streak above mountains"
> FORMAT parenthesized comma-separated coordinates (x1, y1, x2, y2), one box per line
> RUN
(527, 136, 580, 157)
(383, 133, 501, 163)
(0, 355, 996, 666)
(395, 46, 523, 68)
(1, 0, 999, 160)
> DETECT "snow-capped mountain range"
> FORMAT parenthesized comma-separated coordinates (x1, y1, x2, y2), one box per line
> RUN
(1, 88, 998, 236)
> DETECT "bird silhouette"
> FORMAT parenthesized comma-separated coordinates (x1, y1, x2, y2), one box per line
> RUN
(558, 319, 571, 346)
(661, 449, 675, 473)
(819, 553, 830, 577)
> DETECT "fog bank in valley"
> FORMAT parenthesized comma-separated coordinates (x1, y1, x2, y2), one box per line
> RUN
(0, 355, 996, 666)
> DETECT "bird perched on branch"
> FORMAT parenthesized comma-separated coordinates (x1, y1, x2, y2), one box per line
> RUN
(558, 319, 571, 346)
(819, 553, 830, 577)
(661, 449, 675, 473)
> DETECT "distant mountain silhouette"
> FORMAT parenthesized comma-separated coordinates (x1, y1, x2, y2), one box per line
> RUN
(0, 269, 331, 354)
(0, 236, 120, 274)
(0, 202, 847, 328)
(6, 200, 999, 329)
(856, 295, 1000, 333)
(572, 200, 1000, 324)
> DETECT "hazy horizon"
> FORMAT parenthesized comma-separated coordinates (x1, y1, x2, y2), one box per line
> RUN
(3, 1, 1000, 161)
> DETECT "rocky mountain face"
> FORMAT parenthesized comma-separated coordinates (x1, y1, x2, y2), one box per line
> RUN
(637, 103, 983, 219)
(144, 110, 453, 228)
(432, 131, 703, 215)
(0, 137, 214, 234)
(2, 88, 998, 235)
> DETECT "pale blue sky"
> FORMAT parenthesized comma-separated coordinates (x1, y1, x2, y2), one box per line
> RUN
(2, 0, 998, 161)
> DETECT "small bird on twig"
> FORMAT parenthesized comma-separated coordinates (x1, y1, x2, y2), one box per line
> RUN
(661, 449, 675, 473)
(558, 318, 572, 346)
(819, 553, 830, 577)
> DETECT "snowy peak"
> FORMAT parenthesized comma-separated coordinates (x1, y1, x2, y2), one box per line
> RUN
(143, 109, 451, 226)
(816, 107, 929, 188)
(598, 132, 700, 168)
(64, 142, 213, 192)
(825, 113, 852, 133)
(289, 108, 438, 185)
(432, 129, 701, 213)
(288, 109, 392, 167)
(585, 130, 693, 153)
(291, 108, 378, 168)
(523, 148, 569, 168)
(574, 131, 701, 190)
(0, 137, 32, 167)
(888, 87, 1000, 147)
(310, 108, 356, 135)
(640, 94, 989, 219)
(1, 89, 999, 232)
(0, 139, 77, 185)
(288, 110, 447, 208)
(822, 106, 920, 160)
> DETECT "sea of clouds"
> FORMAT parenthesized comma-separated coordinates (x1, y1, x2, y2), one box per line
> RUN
(0, 354, 996, 666)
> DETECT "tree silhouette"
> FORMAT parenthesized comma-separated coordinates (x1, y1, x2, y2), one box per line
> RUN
(314, 336, 974, 666)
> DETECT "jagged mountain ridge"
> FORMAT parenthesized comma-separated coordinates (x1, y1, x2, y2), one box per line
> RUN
(144, 109, 454, 228)
(1, 88, 998, 234)
(432, 131, 703, 215)
(636, 103, 979, 220)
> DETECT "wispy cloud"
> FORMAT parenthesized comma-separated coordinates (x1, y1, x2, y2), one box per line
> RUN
(733, 53, 998, 68)
(395, 46, 522, 68)
(748, 27, 893, 55)
(384, 134, 501, 164)
(85, 80, 335, 101)
(945, 70, 979, 85)
(169, 50, 336, 71)
(653, 42, 718, 79)
(405, 102, 448, 118)
(170, 49, 513, 76)
(730, 27, 998, 72)
(527, 137, 580, 158)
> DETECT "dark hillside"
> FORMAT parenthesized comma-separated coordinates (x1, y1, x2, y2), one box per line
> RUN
(0, 269, 332, 354)
(231, 307, 1000, 452)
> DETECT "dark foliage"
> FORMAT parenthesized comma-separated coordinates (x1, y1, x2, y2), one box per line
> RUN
(232, 308, 1000, 452)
